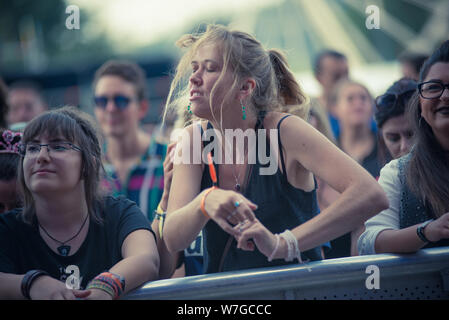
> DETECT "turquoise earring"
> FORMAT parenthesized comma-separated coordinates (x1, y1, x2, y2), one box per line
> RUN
(187, 104, 192, 114)
(241, 101, 246, 120)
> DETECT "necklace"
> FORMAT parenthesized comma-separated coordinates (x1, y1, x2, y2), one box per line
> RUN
(230, 143, 249, 192)
(38, 214, 89, 256)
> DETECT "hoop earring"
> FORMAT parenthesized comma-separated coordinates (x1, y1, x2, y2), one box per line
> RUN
(240, 100, 247, 120)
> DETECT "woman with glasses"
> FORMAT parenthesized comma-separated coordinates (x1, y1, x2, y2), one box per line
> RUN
(374, 78, 417, 166)
(0, 107, 159, 299)
(358, 40, 449, 255)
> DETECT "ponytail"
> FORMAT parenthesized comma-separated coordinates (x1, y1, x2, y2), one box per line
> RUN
(268, 49, 309, 119)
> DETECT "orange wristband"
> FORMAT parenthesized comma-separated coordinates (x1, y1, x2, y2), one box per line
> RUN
(200, 186, 217, 219)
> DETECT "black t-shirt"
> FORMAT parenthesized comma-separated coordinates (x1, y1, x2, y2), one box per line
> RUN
(0, 196, 155, 289)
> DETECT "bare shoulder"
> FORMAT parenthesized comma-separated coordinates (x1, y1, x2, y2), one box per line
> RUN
(263, 111, 316, 146)
(263, 111, 309, 130)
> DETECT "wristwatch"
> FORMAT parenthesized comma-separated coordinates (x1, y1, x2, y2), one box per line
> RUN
(416, 219, 434, 243)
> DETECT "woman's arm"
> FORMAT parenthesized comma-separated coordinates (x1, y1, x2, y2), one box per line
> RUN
(236, 115, 388, 258)
(85, 229, 159, 299)
(280, 115, 388, 252)
(163, 124, 257, 253)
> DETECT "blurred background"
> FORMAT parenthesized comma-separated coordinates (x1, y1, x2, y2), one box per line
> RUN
(1, 0, 448, 126)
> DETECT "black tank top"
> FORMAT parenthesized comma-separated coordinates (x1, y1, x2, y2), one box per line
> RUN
(200, 112, 323, 273)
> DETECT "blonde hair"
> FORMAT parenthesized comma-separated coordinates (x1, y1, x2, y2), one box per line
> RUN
(163, 24, 308, 129)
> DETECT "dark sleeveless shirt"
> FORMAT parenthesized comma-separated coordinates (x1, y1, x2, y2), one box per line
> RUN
(200, 112, 323, 274)
(397, 153, 449, 248)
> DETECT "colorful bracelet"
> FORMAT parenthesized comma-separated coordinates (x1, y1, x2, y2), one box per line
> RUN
(87, 272, 125, 299)
(86, 280, 116, 299)
(200, 186, 217, 219)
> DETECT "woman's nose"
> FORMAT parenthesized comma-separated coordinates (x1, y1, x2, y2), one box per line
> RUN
(189, 70, 202, 87)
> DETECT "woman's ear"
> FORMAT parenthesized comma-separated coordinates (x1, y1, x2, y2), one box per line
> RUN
(239, 78, 256, 99)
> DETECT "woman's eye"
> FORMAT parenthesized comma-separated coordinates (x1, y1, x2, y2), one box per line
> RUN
(386, 135, 400, 142)
(51, 144, 68, 151)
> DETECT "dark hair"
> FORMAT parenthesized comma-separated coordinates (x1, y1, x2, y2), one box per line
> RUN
(374, 78, 417, 128)
(406, 40, 449, 218)
(17, 106, 104, 224)
(399, 52, 429, 76)
(93, 60, 148, 101)
(313, 50, 347, 76)
(0, 79, 8, 128)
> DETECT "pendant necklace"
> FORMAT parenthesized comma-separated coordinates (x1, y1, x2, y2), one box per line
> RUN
(231, 144, 248, 192)
(38, 214, 89, 257)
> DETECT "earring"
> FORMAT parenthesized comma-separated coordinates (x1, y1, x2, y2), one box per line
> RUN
(187, 104, 192, 114)
(240, 100, 246, 120)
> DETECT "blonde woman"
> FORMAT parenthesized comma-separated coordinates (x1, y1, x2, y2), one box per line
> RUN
(162, 25, 387, 273)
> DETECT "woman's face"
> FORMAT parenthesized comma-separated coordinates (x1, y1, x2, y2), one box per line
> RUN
(23, 134, 83, 196)
(381, 114, 414, 159)
(419, 62, 449, 149)
(188, 43, 236, 120)
(336, 84, 373, 128)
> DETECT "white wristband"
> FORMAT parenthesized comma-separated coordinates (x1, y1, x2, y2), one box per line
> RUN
(279, 230, 303, 263)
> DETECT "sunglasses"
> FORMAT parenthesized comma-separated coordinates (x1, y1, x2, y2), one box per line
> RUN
(375, 89, 415, 109)
(94, 95, 134, 110)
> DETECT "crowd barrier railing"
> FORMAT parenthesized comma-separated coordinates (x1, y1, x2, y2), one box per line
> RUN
(124, 246, 449, 300)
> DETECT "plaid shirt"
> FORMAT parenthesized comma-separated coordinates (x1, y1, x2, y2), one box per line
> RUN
(101, 139, 167, 222)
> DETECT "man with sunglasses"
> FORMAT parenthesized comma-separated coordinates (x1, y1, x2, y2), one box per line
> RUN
(93, 60, 167, 222)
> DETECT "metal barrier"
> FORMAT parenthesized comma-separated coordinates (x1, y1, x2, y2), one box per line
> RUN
(124, 247, 449, 300)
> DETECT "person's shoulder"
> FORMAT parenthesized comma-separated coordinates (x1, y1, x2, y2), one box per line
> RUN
(102, 195, 137, 210)
(378, 157, 402, 184)
(264, 111, 305, 129)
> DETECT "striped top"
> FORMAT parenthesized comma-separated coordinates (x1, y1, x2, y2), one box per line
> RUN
(101, 139, 167, 222)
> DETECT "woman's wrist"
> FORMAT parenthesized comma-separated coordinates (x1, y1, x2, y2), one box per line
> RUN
(21, 270, 50, 300)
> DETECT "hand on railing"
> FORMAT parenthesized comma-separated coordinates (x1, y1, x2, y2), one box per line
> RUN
(424, 212, 449, 243)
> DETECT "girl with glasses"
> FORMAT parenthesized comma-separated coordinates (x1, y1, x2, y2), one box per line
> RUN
(359, 40, 449, 255)
(0, 106, 159, 299)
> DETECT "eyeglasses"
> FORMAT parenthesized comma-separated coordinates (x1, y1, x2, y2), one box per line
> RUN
(18, 142, 81, 158)
(93, 95, 133, 110)
(375, 89, 415, 110)
(418, 81, 449, 99)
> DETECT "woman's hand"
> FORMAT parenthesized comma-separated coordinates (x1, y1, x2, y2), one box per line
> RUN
(233, 218, 286, 260)
(424, 212, 449, 242)
(203, 188, 258, 237)
(29, 275, 91, 300)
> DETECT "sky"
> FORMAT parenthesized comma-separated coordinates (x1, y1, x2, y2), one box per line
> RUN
(71, 0, 282, 48)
